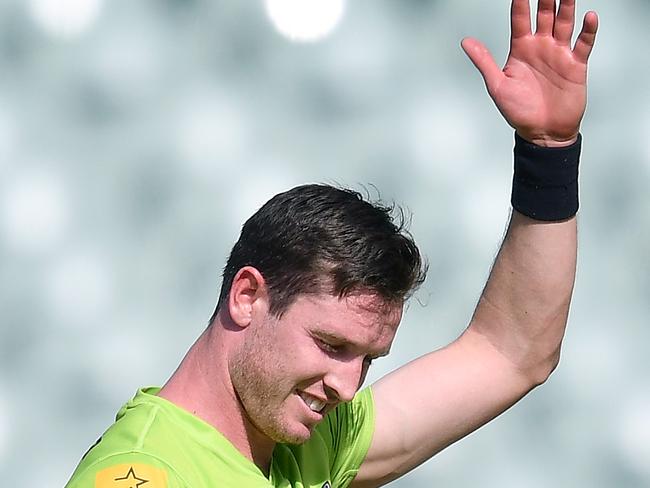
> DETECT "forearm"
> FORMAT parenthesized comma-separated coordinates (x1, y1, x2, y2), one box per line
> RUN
(469, 209, 577, 384)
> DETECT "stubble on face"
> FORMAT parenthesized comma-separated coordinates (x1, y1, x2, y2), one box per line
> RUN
(230, 316, 313, 445)
(229, 292, 402, 446)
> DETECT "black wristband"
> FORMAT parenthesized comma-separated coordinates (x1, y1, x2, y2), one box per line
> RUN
(511, 132, 582, 221)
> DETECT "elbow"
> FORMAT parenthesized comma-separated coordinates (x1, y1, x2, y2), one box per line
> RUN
(518, 311, 569, 388)
(525, 348, 562, 387)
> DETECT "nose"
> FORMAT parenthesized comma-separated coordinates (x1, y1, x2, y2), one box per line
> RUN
(323, 357, 365, 403)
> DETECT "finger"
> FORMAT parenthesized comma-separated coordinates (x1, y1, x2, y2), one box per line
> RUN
(572, 11, 598, 64)
(511, 0, 532, 40)
(536, 0, 557, 36)
(461, 37, 503, 95)
(553, 0, 575, 44)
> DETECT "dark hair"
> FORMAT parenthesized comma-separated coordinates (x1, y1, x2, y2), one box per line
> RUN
(211, 184, 427, 320)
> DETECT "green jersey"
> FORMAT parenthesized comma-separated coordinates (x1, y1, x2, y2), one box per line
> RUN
(66, 387, 375, 488)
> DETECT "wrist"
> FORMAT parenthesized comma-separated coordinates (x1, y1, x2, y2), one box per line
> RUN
(511, 133, 582, 221)
(516, 131, 580, 148)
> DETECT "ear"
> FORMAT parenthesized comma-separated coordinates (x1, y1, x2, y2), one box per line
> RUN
(228, 266, 269, 328)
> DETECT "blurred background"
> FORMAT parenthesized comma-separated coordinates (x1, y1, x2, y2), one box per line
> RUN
(1, 0, 648, 486)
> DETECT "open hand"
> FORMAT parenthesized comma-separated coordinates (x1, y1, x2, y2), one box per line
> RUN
(462, 0, 598, 147)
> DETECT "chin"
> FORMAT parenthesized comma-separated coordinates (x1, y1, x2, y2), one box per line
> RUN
(268, 418, 315, 445)
(275, 428, 313, 445)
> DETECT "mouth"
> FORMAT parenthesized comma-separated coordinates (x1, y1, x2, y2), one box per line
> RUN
(298, 391, 327, 415)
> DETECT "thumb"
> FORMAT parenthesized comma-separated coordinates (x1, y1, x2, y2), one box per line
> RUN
(461, 37, 502, 95)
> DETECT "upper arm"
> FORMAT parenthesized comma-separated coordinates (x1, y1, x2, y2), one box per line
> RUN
(66, 452, 187, 488)
(352, 327, 536, 487)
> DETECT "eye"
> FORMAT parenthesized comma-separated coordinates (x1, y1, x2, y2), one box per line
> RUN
(316, 339, 341, 354)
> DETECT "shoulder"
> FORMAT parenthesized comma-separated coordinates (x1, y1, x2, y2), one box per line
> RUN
(65, 452, 186, 488)
(66, 389, 189, 487)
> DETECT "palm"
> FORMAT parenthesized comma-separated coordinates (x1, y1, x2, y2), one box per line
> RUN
(496, 37, 587, 142)
(463, 0, 598, 146)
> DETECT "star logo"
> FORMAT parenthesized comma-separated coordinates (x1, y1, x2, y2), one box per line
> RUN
(113, 466, 149, 488)
(95, 462, 166, 488)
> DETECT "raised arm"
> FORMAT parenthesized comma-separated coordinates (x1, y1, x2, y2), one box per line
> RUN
(353, 1, 598, 486)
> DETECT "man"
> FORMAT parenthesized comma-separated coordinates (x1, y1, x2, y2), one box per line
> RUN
(66, 0, 598, 486)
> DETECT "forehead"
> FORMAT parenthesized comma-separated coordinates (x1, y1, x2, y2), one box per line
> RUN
(283, 293, 403, 351)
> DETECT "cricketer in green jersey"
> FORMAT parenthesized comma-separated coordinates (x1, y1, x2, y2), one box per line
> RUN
(66, 1, 598, 486)
(66, 387, 374, 487)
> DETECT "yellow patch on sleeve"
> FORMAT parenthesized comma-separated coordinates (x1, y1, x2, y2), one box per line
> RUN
(95, 463, 168, 488)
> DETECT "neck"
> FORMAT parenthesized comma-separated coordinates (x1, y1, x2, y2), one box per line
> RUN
(158, 319, 276, 475)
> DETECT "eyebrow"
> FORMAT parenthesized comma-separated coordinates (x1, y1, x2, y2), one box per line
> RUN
(312, 330, 391, 359)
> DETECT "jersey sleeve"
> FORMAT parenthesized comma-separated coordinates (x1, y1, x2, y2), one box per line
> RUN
(65, 452, 187, 488)
(319, 386, 376, 488)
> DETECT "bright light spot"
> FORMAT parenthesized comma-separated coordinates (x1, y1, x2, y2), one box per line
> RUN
(617, 391, 650, 479)
(46, 251, 114, 327)
(265, 0, 346, 42)
(1, 168, 69, 254)
(29, 0, 103, 39)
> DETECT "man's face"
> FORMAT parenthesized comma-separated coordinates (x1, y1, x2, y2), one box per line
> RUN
(229, 292, 402, 445)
